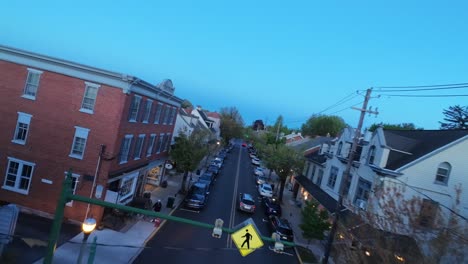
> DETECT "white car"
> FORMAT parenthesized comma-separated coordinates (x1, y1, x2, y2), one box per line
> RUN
(258, 183, 273, 198)
(249, 153, 257, 159)
(252, 157, 261, 166)
(254, 167, 264, 177)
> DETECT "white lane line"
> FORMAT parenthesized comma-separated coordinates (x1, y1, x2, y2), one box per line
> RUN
(226, 145, 242, 248)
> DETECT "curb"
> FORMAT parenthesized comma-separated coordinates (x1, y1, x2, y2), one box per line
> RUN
(294, 245, 305, 264)
(127, 197, 184, 264)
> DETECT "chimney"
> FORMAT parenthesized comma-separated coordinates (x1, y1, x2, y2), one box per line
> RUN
(196, 105, 202, 111)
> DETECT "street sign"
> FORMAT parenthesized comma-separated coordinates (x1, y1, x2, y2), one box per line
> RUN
(231, 223, 264, 257)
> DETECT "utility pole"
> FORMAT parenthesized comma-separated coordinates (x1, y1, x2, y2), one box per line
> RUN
(322, 88, 378, 264)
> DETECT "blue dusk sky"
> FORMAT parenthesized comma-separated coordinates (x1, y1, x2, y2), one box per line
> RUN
(2, 1, 468, 130)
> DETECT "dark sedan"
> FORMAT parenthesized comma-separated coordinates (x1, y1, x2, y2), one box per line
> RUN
(268, 215, 294, 242)
(263, 197, 282, 216)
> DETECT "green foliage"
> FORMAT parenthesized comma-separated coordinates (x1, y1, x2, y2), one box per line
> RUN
(368, 122, 422, 131)
(219, 107, 244, 142)
(181, 99, 193, 109)
(261, 144, 304, 202)
(170, 130, 208, 192)
(301, 115, 346, 137)
(300, 200, 331, 240)
(439, 105, 468, 130)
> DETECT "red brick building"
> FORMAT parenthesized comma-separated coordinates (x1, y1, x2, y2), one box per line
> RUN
(0, 45, 182, 224)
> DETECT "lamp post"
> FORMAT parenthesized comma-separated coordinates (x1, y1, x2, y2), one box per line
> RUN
(76, 218, 96, 264)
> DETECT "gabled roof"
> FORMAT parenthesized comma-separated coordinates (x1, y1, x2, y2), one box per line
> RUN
(383, 129, 468, 170)
(290, 136, 334, 151)
(206, 112, 220, 119)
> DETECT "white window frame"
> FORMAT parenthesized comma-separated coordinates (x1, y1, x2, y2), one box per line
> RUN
(368, 145, 376, 165)
(22, 68, 43, 100)
(142, 99, 153, 123)
(79, 82, 101, 114)
(153, 103, 163, 124)
(12, 112, 33, 145)
(157, 133, 165, 153)
(2, 157, 36, 195)
(163, 105, 170, 125)
(163, 133, 172, 152)
(64, 172, 80, 206)
(133, 134, 145, 160)
(119, 135, 133, 164)
(69, 126, 90, 160)
(147, 134, 156, 157)
(327, 166, 338, 189)
(128, 95, 142, 122)
(435, 162, 451, 185)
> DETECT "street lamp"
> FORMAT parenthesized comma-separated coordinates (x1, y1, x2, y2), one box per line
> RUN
(76, 218, 96, 264)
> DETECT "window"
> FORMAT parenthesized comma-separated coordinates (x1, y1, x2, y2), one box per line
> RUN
(304, 163, 311, 179)
(337, 142, 343, 156)
(80, 82, 100, 114)
(435, 162, 451, 185)
(146, 134, 156, 157)
(163, 133, 172, 152)
(142, 100, 153, 123)
(354, 178, 372, 203)
(65, 172, 80, 206)
(119, 135, 133, 163)
(368, 146, 376, 165)
(154, 103, 163, 124)
(316, 169, 324, 186)
(69, 126, 90, 159)
(128, 95, 142, 122)
(419, 199, 439, 228)
(153, 134, 160, 154)
(3, 157, 35, 194)
(12, 112, 32, 145)
(327, 166, 338, 189)
(133, 134, 145, 160)
(157, 133, 165, 153)
(169, 107, 177, 125)
(22, 68, 42, 100)
(160, 105, 168, 124)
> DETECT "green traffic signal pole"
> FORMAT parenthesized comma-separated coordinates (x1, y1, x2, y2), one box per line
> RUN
(44, 172, 295, 263)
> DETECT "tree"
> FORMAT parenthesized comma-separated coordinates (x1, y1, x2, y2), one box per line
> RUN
(170, 130, 208, 193)
(300, 200, 331, 241)
(262, 144, 304, 202)
(181, 99, 193, 109)
(219, 107, 244, 143)
(439, 105, 468, 130)
(368, 122, 421, 132)
(301, 115, 346, 137)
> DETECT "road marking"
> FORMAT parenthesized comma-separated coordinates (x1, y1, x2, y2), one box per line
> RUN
(179, 208, 200, 213)
(227, 145, 242, 248)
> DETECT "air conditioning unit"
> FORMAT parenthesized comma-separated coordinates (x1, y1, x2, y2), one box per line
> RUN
(356, 199, 367, 211)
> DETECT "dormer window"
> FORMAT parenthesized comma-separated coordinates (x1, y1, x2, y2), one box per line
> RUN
(368, 146, 376, 165)
(337, 142, 343, 156)
(435, 162, 451, 185)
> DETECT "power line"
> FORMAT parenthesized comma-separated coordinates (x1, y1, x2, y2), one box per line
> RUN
(330, 101, 364, 115)
(376, 85, 468, 92)
(379, 94, 468, 97)
(317, 91, 361, 115)
(375, 83, 468, 89)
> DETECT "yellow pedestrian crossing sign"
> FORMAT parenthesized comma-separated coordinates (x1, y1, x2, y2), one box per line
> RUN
(231, 223, 264, 256)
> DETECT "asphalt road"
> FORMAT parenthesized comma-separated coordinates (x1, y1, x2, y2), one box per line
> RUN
(134, 142, 298, 264)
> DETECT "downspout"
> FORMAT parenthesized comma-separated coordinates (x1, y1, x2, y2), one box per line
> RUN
(85, 144, 105, 220)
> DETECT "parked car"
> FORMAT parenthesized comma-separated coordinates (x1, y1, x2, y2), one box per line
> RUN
(207, 164, 220, 176)
(242, 142, 247, 147)
(238, 193, 256, 213)
(197, 172, 215, 192)
(251, 157, 261, 166)
(258, 183, 273, 198)
(249, 153, 257, 159)
(211, 158, 222, 168)
(263, 197, 282, 216)
(184, 182, 209, 209)
(256, 175, 268, 185)
(218, 151, 227, 160)
(268, 215, 294, 242)
(254, 167, 265, 177)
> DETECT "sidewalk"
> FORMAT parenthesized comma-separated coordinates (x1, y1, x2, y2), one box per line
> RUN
(266, 169, 334, 264)
(33, 169, 190, 264)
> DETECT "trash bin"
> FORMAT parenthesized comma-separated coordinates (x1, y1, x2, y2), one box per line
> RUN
(166, 196, 175, 209)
